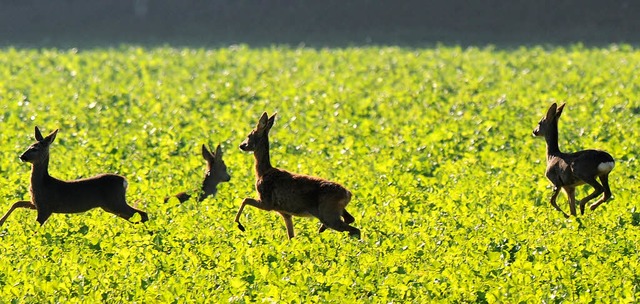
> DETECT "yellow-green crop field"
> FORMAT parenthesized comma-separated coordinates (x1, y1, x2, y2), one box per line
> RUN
(0, 45, 639, 302)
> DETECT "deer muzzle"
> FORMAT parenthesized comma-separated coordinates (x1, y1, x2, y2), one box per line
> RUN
(19, 152, 29, 162)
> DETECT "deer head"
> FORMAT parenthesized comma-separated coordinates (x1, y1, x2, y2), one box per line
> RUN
(533, 102, 565, 137)
(20, 127, 58, 164)
(239, 112, 276, 152)
(201, 143, 231, 192)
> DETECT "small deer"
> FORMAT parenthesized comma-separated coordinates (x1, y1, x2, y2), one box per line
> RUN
(164, 144, 231, 203)
(0, 127, 148, 227)
(235, 112, 360, 239)
(533, 103, 615, 217)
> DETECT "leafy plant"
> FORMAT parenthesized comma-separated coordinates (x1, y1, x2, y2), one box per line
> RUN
(0, 45, 638, 302)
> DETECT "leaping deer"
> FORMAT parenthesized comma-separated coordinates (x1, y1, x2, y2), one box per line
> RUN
(533, 103, 615, 217)
(164, 144, 231, 203)
(0, 127, 149, 227)
(234, 112, 360, 239)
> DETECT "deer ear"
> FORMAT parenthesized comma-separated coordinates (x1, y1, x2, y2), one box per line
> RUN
(266, 113, 277, 130)
(545, 103, 557, 120)
(202, 144, 214, 162)
(43, 129, 58, 145)
(556, 103, 566, 118)
(257, 112, 269, 129)
(215, 144, 223, 160)
(35, 126, 44, 141)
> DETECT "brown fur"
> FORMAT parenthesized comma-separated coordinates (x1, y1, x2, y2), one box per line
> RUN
(235, 112, 359, 239)
(0, 127, 148, 227)
(533, 103, 615, 217)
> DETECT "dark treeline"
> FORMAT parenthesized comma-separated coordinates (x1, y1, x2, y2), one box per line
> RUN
(0, 0, 638, 48)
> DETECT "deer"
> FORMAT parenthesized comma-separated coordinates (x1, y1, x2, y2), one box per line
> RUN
(234, 112, 360, 239)
(0, 127, 149, 227)
(164, 144, 231, 203)
(533, 103, 615, 218)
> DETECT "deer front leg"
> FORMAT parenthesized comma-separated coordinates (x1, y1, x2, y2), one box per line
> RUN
(36, 208, 53, 226)
(564, 186, 577, 217)
(548, 187, 569, 218)
(280, 213, 295, 239)
(0, 201, 36, 226)
(234, 198, 270, 232)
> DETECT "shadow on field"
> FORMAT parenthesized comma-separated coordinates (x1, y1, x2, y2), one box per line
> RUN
(1, 0, 639, 49)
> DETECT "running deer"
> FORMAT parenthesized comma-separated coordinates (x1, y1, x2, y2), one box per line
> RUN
(533, 103, 615, 217)
(235, 112, 360, 239)
(164, 144, 231, 203)
(0, 127, 148, 227)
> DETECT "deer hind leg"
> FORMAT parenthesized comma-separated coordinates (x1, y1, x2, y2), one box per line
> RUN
(104, 206, 148, 223)
(0, 201, 37, 226)
(318, 203, 360, 239)
(590, 174, 612, 211)
(548, 187, 569, 218)
(319, 209, 355, 233)
(103, 197, 149, 223)
(130, 207, 149, 223)
(318, 215, 361, 239)
(574, 175, 605, 214)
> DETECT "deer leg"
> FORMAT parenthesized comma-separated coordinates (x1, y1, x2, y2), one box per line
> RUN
(103, 207, 147, 223)
(234, 198, 271, 232)
(0, 201, 36, 226)
(574, 176, 604, 214)
(590, 174, 612, 211)
(564, 187, 577, 217)
(319, 209, 355, 233)
(342, 209, 355, 224)
(102, 199, 148, 223)
(122, 208, 148, 223)
(549, 187, 569, 218)
(36, 208, 53, 226)
(318, 203, 360, 238)
(318, 216, 361, 239)
(280, 213, 295, 239)
(318, 224, 327, 233)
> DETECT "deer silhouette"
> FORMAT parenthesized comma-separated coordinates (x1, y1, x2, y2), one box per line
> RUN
(165, 144, 230, 203)
(0, 127, 148, 226)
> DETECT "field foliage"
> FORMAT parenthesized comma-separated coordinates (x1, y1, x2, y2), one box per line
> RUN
(0, 45, 639, 302)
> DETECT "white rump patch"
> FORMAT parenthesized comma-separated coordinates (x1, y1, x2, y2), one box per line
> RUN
(597, 162, 615, 173)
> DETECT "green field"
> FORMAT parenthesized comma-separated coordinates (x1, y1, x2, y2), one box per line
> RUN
(0, 45, 638, 302)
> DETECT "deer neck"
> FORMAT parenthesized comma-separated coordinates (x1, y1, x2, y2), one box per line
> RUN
(30, 155, 51, 189)
(254, 135, 273, 177)
(197, 183, 218, 202)
(544, 121, 562, 157)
